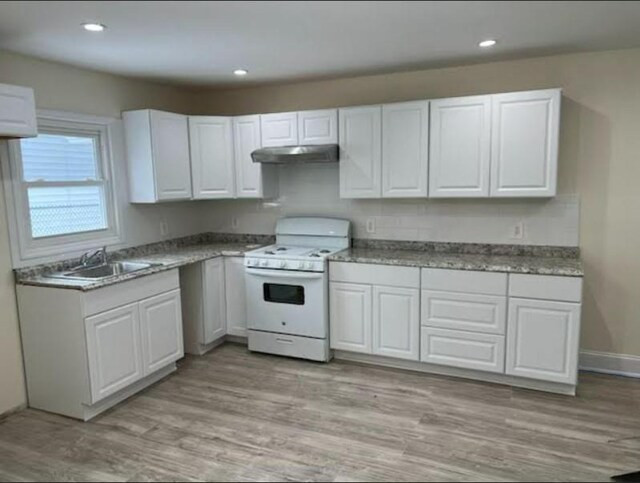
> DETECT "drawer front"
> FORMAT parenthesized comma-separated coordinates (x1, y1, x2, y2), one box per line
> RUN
(248, 330, 328, 362)
(420, 327, 505, 373)
(84, 269, 180, 317)
(330, 262, 420, 289)
(421, 290, 506, 335)
(421, 268, 507, 296)
(509, 274, 582, 302)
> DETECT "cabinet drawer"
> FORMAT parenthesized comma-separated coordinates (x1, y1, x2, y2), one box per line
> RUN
(420, 327, 505, 374)
(509, 274, 582, 302)
(84, 269, 180, 317)
(421, 268, 507, 296)
(421, 290, 506, 335)
(330, 262, 420, 288)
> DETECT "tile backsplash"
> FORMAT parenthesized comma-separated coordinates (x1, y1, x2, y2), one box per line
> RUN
(202, 164, 579, 246)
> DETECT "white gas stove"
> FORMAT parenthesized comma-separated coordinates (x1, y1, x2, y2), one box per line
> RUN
(244, 217, 351, 362)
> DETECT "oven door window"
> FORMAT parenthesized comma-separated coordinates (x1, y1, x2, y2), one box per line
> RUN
(263, 283, 305, 305)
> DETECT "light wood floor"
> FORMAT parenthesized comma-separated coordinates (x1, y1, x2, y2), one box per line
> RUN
(1, 343, 639, 482)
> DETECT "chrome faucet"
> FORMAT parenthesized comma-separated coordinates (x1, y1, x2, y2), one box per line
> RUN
(79, 247, 108, 268)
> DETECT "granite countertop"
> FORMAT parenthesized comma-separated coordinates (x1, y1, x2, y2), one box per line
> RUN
(328, 248, 584, 277)
(15, 241, 264, 291)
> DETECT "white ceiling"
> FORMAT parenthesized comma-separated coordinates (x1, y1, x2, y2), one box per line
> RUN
(1, 1, 640, 87)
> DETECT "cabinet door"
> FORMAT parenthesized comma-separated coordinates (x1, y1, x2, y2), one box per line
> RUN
(85, 303, 143, 403)
(225, 257, 247, 337)
(139, 289, 184, 376)
(373, 286, 419, 360)
(338, 106, 382, 198)
(0, 83, 37, 137)
(382, 101, 429, 198)
(260, 112, 298, 147)
(234, 115, 264, 198)
(189, 116, 235, 199)
(490, 89, 560, 197)
(150, 110, 192, 200)
(429, 96, 491, 197)
(506, 297, 580, 384)
(203, 257, 227, 344)
(298, 109, 338, 145)
(330, 282, 372, 353)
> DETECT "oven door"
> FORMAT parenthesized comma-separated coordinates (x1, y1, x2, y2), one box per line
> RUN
(245, 268, 327, 338)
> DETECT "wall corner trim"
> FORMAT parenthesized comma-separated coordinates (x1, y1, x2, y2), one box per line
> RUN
(579, 350, 640, 379)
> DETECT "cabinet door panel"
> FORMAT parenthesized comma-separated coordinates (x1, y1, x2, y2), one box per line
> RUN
(150, 110, 192, 200)
(382, 101, 429, 198)
(330, 282, 372, 353)
(429, 96, 490, 197)
(491, 89, 560, 197)
(421, 327, 505, 373)
(421, 290, 506, 335)
(225, 257, 247, 337)
(0, 83, 37, 137)
(339, 106, 382, 198)
(234, 115, 264, 198)
(139, 289, 184, 375)
(261, 112, 298, 147)
(298, 109, 338, 145)
(85, 303, 143, 403)
(204, 257, 227, 343)
(373, 286, 419, 360)
(506, 298, 580, 384)
(189, 116, 235, 199)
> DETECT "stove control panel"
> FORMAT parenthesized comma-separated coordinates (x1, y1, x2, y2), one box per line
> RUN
(244, 257, 325, 272)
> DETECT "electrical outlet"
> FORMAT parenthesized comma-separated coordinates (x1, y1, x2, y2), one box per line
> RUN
(366, 218, 376, 234)
(510, 222, 524, 240)
(231, 217, 239, 229)
(160, 220, 169, 237)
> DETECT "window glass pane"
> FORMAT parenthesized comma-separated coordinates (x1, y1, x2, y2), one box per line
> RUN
(27, 186, 108, 238)
(20, 133, 100, 182)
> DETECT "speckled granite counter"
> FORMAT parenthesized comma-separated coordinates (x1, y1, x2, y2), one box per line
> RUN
(328, 247, 583, 277)
(15, 234, 272, 291)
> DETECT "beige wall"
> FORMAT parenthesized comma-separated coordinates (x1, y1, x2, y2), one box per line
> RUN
(197, 47, 640, 358)
(0, 51, 200, 415)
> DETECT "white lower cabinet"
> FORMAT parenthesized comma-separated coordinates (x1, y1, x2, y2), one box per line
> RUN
(139, 290, 184, 375)
(373, 286, 420, 360)
(506, 297, 581, 385)
(330, 282, 372, 353)
(329, 263, 420, 360)
(85, 303, 144, 403)
(225, 257, 247, 337)
(421, 327, 505, 373)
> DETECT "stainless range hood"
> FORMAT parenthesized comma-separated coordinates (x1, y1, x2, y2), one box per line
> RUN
(251, 144, 339, 164)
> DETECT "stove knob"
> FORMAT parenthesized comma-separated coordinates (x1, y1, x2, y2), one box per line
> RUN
(279, 261, 287, 269)
(246, 258, 255, 266)
(305, 262, 313, 270)
(260, 259, 268, 267)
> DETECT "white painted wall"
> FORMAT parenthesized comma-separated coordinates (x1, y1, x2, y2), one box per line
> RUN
(201, 164, 579, 246)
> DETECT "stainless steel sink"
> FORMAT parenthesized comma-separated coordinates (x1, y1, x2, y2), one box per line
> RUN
(46, 261, 159, 281)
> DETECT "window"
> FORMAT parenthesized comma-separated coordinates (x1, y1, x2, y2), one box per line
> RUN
(2, 111, 121, 265)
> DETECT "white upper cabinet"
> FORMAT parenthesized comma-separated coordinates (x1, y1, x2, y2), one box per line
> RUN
(382, 101, 429, 198)
(0, 83, 37, 138)
(490, 89, 560, 197)
(260, 111, 298, 147)
(298, 109, 338, 145)
(339, 105, 382, 198)
(189, 116, 235, 199)
(124, 109, 192, 203)
(429, 96, 491, 198)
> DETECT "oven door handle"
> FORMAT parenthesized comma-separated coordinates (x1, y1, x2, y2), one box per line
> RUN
(245, 267, 324, 280)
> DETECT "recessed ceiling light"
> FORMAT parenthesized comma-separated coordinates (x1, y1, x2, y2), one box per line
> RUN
(479, 39, 497, 48)
(233, 69, 248, 76)
(82, 23, 106, 32)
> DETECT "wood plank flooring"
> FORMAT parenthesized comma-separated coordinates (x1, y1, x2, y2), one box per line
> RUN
(1, 343, 639, 482)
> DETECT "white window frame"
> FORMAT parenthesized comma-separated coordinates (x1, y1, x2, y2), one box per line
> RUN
(1, 110, 122, 265)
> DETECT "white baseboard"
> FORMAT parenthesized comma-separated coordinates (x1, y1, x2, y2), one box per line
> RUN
(579, 350, 640, 378)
